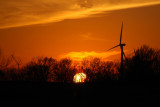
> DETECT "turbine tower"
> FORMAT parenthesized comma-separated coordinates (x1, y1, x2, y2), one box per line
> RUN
(107, 22, 126, 76)
(11, 54, 21, 72)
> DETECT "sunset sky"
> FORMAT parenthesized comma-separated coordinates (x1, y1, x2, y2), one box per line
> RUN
(0, 0, 160, 64)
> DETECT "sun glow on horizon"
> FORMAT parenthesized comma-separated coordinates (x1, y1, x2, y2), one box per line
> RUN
(60, 51, 121, 61)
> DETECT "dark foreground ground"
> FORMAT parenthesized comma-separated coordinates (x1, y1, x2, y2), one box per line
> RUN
(0, 81, 160, 107)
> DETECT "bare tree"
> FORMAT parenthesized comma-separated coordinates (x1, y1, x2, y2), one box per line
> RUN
(0, 49, 10, 71)
(124, 45, 160, 80)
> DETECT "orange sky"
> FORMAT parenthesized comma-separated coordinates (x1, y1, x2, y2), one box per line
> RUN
(0, 0, 160, 64)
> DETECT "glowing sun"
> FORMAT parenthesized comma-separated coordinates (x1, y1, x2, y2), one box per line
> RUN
(73, 73, 87, 83)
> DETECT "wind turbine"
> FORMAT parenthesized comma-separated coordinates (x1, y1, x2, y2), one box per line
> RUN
(107, 22, 126, 75)
(11, 54, 21, 72)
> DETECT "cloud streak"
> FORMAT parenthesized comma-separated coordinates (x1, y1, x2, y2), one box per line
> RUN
(60, 51, 121, 61)
(0, 0, 160, 29)
(80, 32, 109, 41)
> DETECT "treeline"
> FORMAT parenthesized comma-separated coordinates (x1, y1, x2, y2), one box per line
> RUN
(0, 45, 160, 82)
(123, 45, 160, 81)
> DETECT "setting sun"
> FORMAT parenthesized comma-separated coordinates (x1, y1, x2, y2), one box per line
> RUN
(73, 73, 87, 83)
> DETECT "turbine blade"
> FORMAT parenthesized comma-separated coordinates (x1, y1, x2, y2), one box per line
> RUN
(11, 54, 21, 65)
(120, 22, 123, 44)
(123, 52, 126, 59)
(107, 44, 120, 51)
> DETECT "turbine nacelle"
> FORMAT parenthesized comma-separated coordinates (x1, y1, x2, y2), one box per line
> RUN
(120, 43, 126, 47)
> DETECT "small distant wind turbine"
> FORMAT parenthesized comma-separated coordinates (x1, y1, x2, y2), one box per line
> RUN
(107, 22, 126, 75)
(11, 54, 21, 72)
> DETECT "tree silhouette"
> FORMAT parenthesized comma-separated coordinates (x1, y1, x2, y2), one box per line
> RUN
(23, 57, 56, 81)
(53, 58, 76, 82)
(0, 45, 160, 82)
(0, 49, 12, 80)
(124, 45, 160, 80)
(0, 50, 11, 71)
(82, 57, 119, 82)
